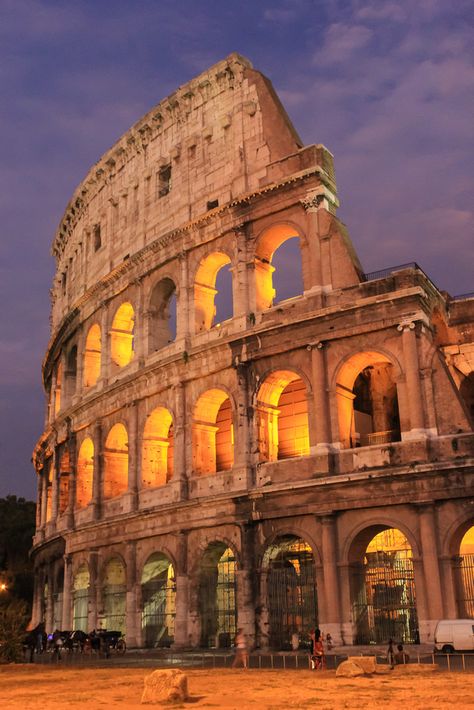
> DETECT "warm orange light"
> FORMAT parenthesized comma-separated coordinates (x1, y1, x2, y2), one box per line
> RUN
(110, 302, 135, 367)
(76, 437, 94, 507)
(194, 252, 231, 332)
(460, 526, 474, 555)
(254, 224, 301, 311)
(193, 389, 233, 474)
(366, 528, 412, 556)
(0, 582, 7, 591)
(103, 423, 128, 499)
(54, 361, 62, 415)
(83, 323, 101, 387)
(141, 407, 174, 487)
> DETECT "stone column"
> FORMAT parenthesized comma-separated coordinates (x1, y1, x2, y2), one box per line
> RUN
(177, 251, 190, 341)
(133, 278, 145, 366)
(45, 563, 54, 633)
(36, 472, 43, 529)
(67, 433, 76, 529)
(31, 569, 43, 627)
(300, 194, 323, 290)
(173, 383, 188, 500)
(61, 555, 73, 630)
(231, 225, 250, 318)
(234, 362, 253, 486)
(125, 540, 139, 647)
(309, 343, 332, 451)
(172, 531, 189, 649)
(74, 328, 84, 403)
(236, 524, 256, 648)
(320, 514, 342, 643)
(418, 503, 443, 640)
(88, 552, 99, 630)
(439, 555, 458, 619)
(337, 563, 354, 645)
(91, 422, 102, 520)
(40, 470, 48, 526)
(51, 440, 60, 524)
(400, 322, 426, 437)
(99, 302, 109, 385)
(125, 402, 139, 512)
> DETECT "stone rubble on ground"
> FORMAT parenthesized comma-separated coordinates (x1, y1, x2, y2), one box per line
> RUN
(141, 668, 189, 704)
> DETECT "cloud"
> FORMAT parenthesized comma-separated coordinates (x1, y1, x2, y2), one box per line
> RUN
(313, 23, 373, 64)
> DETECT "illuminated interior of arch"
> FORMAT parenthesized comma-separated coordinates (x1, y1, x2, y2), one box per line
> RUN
(194, 252, 232, 332)
(193, 389, 234, 474)
(254, 225, 302, 311)
(110, 302, 135, 367)
(459, 526, 474, 617)
(460, 526, 474, 554)
(148, 278, 177, 353)
(83, 323, 101, 387)
(257, 370, 309, 461)
(141, 407, 174, 488)
(366, 528, 412, 557)
(199, 543, 237, 647)
(103, 423, 128, 499)
(76, 437, 94, 508)
(45, 459, 53, 522)
(58, 448, 70, 514)
(73, 564, 90, 631)
(141, 553, 176, 648)
(54, 360, 62, 415)
(336, 351, 401, 449)
(103, 557, 126, 634)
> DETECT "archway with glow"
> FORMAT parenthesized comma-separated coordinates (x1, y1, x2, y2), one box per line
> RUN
(103, 423, 128, 499)
(349, 526, 418, 644)
(262, 535, 317, 650)
(141, 553, 176, 648)
(141, 408, 174, 488)
(76, 437, 94, 508)
(198, 543, 237, 648)
(254, 224, 304, 311)
(148, 278, 177, 353)
(193, 389, 234, 475)
(194, 252, 232, 332)
(256, 370, 310, 461)
(73, 565, 90, 631)
(454, 525, 474, 617)
(110, 302, 135, 367)
(83, 323, 101, 387)
(102, 557, 126, 634)
(336, 351, 401, 448)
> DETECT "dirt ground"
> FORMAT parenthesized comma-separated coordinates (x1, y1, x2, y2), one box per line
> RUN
(1, 665, 473, 709)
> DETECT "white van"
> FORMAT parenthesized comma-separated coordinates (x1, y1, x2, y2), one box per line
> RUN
(434, 619, 474, 653)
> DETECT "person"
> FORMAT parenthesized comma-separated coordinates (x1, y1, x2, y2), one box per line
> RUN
(232, 628, 248, 669)
(326, 632, 334, 651)
(394, 643, 409, 665)
(387, 638, 395, 669)
(310, 628, 325, 670)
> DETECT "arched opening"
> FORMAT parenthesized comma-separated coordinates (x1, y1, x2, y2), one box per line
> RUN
(254, 225, 303, 310)
(103, 424, 128, 499)
(194, 252, 232, 332)
(102, 558, 126, 633)
(110, 302, 135, 367)
(54, 360, 62, 416)
(58, 447, 70, 515)
(336, 352, 401, 448)
(148, 278, 177, 353)
(350, 526, 419, 644)
(83, 324, 101, 387)
(193, 389, 234, 475)
(198, 543, 237, 648)
(73, 565, 90, 631)
(76, 438, 94, 508)
(141, 553, 176, 648)
(141, 408, 174, 488)
(44, 458, 53, 523)
(454, 525, 474, 617)
(257, 370, 310, 461)
(263, 536, 317, 650)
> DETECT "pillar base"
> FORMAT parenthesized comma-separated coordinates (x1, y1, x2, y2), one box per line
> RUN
(418, 619, 438, 643)
(319, 622, 343, 647)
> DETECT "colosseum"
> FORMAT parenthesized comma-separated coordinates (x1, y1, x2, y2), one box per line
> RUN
(31, 53, 474, 650)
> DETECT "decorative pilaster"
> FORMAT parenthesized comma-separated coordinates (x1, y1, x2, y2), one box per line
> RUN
(320, 513, 342, 643)
(398, 321, 426, 437)
(308, 342, 332, 450)
(125, 540, 139, 647)
(91, 421, 102, 520)
(417, 503, 443, 639)
(173, 383, 188, 499)
(125, 402, 139, 512)
(172, 531, 189, 649)
(61, 555, 73, 629)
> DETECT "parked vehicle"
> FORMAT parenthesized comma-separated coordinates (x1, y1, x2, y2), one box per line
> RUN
(434, 619, 474, 653)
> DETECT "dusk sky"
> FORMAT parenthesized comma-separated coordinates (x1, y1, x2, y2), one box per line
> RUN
(1, 0, 472, 500)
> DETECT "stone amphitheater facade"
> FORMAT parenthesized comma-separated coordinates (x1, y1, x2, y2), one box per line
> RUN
(32, 54, 474, 650)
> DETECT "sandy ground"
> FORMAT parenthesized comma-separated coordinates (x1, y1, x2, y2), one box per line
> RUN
(1, 665, 473, 709)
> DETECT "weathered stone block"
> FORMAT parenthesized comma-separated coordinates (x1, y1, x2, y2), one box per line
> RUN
(141, 669, 189, 705)
(348, 655, 377, 674)
(336, 660, 366, 678)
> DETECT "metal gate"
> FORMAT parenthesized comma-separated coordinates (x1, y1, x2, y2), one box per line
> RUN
(267, 539, 317, 650)
(103, 585, 126, 634)
(353, 551, 419, 644)
(73, 589, 89, 631)
(455, 553, 474, 617)
(142, 579, 176, 647)
(199, 548, 236, 648)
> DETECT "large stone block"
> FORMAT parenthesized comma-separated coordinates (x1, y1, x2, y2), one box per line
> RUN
(141, 669, 189, 705)
(336, 660, 366, 678)
(348, 656, 377, 674)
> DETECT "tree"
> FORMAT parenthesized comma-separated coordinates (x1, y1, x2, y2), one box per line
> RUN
(0, 496, 36, 606)
(0, 598, 29, 663)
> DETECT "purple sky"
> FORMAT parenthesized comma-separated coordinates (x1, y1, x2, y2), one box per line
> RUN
(1, 0, 472, 499)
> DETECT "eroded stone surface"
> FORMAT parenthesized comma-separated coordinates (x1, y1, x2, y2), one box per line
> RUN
(141, 669, 188, 705)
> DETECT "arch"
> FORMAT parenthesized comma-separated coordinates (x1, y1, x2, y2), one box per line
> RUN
(261, 534, 318, 650)
(141, 552, 176, 648)
(148, 278, 177, 353)
(194, 251, 232, 332)
(103, 423, 128, 499)
(198, 541, 237, 648)
(453, 524, 474, 617)
(83, 323, 101, 387)
(256, 370, 310, 461)
(76, 437, 94, 508)
(254, 223, 304, 310)
(348, 525, 419, 644)
(73, 564, 90, 631)
(335, 350, 401, 449)
(193, 389, 234, 475)
(102, 557, 126, 633)
(110, 302, 135, 367)
(141, 407, 174, 488)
